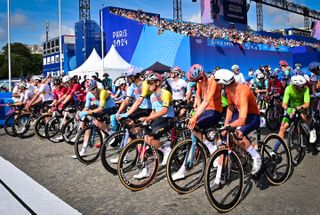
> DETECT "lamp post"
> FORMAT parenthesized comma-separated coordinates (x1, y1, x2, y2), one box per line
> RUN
(7, 0, 12, 92)
(58, 0, 63, 75)
(100, 5, 105, 78)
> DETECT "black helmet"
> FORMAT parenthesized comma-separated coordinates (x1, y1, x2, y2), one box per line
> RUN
(53, 77, 61, 85)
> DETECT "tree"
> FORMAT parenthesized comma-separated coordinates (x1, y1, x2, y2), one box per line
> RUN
(0, 43, 43, 79)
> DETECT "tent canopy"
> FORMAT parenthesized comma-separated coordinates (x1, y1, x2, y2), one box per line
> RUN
(142, 61, 171, 74)
(69, 48, 102, 76)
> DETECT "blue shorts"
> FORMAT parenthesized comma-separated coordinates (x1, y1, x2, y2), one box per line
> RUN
(197, 110, 221, 130)
(229, 112, 260, 135)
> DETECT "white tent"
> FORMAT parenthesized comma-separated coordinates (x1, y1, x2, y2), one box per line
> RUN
(68, 48, 102, 79)
(100, 45, 132, 80)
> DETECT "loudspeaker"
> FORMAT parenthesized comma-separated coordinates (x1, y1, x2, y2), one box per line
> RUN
(192, 0, 197, 2)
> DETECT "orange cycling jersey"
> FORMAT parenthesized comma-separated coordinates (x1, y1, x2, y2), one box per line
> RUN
(196, 77, 222, 112)
(226, 83, 260, 116)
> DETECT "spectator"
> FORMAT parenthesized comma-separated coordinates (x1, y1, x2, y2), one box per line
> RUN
(231, 64, 245, 83)
(102, 72, 113, 91)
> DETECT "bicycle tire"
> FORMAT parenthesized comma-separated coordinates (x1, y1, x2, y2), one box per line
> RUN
(288, 125, 304, 166)
(204, 148, 244, 213)
(61, 117, 80, 145)
(74, 125, 103, 164)
(166, 139, 207, 194)
(101, 130, 125, 175)
(265, 105, 282, 131)
(117, 138, 159, 191)
(35, 113, 52, 139)
(45, 115, 64, 142)
(4, 112, 17, 137)
(12, 114, 31, 136)
(261, 134, 291, 185)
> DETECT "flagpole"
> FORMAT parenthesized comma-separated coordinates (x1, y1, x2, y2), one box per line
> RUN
(7, 0, 12, 92)
(58, 0, 62, 75)
(100, 6, 104, 78)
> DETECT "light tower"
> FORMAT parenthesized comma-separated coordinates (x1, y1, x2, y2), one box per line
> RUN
(173, 0, 182, 21)
(79, 0, 90, 21)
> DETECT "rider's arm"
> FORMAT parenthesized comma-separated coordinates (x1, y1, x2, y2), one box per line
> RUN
(126, 81, 149, 116)
(282, 86, 290, 110)
(148, 107, 168, 121)
(298, 87, 310, 110)
(228, 91, 249, 127)
(193, 79, 218, 119)
(194, 83, 201, 109)
(224, 105, 234, 127)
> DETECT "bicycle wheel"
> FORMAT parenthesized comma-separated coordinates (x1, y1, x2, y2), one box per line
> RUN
(204, 148, 244, 213)
(4, 112, 17, 137)
(13, 114, 31, 136)
(118, 139, 159, 191)
(35, 113, 52, 139)
(74, 125, 103, 164)
(101, 130, 125, 175)
(62, 117, 80, 145)
(261, 134, 291, 185)
(45, 115, 63, 142)
(288, 125, 304, 166)
(172, 128, 191, 147)
(166, 139, 207, 194)
(265, 106, 282, 131)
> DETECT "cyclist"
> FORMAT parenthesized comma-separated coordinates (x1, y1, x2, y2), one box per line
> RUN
(214, 69, 262, 178)
(267, 70, 283, 101)
(112, 77, 127, 105)
(231, 65, 245, 84)
(167, 66, 188, 118)
(58, 75, 86, 110)
(136, 72, 174, 179)
(25, 76, 53, 112)
(278, 75, 317, 144)
(308, 62, 320, 95)
(72, 80, 117, 158)
(50, 77, 67, 110)
(253, 72, 268, 96)
(279, 60, 291, 83)
(172, 64, 222, 180)
(111, 67, 153, 164)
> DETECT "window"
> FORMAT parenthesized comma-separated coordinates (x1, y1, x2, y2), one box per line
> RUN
(47, 42, 50, 49)
(47, 56, 51, 64)
(55, 55, 59, 63)
(51, 56, 54, 63)
(56, 38, 59, 47)
(43, 58, 46, 65)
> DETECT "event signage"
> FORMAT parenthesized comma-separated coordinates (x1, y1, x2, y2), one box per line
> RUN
(112, 29, 128, 47)
(223, 0, 248, 25)
(206, 38, 290, 52)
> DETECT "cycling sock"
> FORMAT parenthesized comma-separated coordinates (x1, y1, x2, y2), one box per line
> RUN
(274, 140, 281, 152)
(204, 140, 217, 154)
(246, 145, 260, 159)
(214, 164, 222, 185)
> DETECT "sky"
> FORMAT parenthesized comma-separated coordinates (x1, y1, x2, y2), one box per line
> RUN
(0, 0, 319, 49)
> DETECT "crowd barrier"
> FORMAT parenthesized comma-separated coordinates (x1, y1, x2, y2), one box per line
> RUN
(0, 93, 13, 127)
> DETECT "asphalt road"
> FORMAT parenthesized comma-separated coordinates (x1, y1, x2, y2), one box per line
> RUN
(0, 128, 319, 215)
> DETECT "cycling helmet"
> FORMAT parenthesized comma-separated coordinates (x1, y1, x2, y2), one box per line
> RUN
(291, 75, 306, 87)
(295, 63, 302, 68)
(214, 69, 235, 86)
(248, 70, 254, 78)
(188, 64, 204, 81)
(171, 66, 181, 73)
(19, 82, 28, 89)
(33, 75, 42, 81)
(146, 72, 163, 82)
(279, 60, 289, 67)
(62, 75, 71, 83)
(257, 73, 265, 80)
(270, 70, 278, 78)
(125, 66, 142, 77)
(88, 79, 97, 90)
(53, 77, 61, 84)
(115, 78, 126, 87)
(308, 62, 320, 72)
(231, 64, 240, 71)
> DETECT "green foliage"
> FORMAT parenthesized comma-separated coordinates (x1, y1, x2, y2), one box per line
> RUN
(0, 43, 43, 79)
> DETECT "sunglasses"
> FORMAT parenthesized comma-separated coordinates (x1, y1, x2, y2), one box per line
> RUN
(90, 87, 97, 91)
(147, 81, 155, 85)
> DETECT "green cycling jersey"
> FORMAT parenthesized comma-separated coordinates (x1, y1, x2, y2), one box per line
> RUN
(283, 84, 310, 108)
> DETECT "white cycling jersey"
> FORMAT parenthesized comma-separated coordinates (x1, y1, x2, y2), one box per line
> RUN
(39, 83, 54, 102)
(167, 78, 187, 100)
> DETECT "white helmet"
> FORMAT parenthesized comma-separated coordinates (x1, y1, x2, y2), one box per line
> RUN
(291, 75, 306, 87)
(62, 75, 71, 83)
(257, 73, 265, 80)
(33, 75, 42, 81)
(231, 64, 240, 71)
(214, 69, 235, 86)
(248, 70, 254, 78)
(115, 78, 126, 87)
(125, 66, 142, 77)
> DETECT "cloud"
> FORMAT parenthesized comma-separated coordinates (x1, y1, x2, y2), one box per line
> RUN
(187, 11, 201, 23)
(40, 23, 74, 42)
(10, 12, 28, 27)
